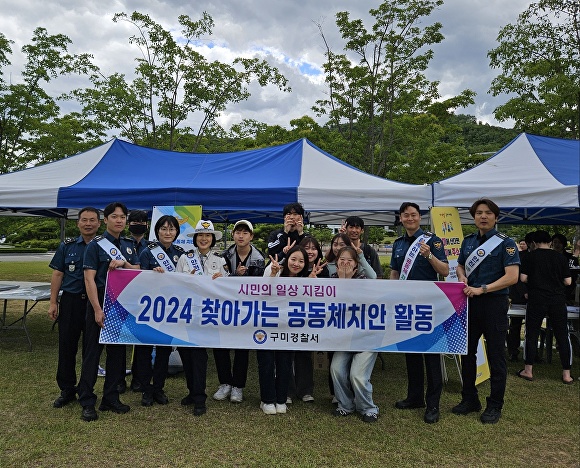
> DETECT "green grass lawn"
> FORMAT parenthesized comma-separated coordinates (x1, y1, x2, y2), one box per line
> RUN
(0, 262, 578, 467)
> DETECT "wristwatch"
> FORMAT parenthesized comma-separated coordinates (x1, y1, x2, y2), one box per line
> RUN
(427, 253, 433, 260)
(481, 284, 488, 294)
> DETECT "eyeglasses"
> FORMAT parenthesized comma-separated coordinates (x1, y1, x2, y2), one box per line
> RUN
(159, 227, 177, 233)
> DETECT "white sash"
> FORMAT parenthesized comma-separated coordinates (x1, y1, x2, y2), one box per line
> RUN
(184, 250, 204, 276)
(399, 233, 432, 280)
(465, 233, 506, 277)
(97, 237, 127, 262)
(148, 243, 175, 272)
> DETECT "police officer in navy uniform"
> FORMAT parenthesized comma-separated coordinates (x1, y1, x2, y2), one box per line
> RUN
(453, 198, 519, 424)
(134, 215, 184, 407)
(390, 202, 449, 424)
(49, 207, 101, 408)
(78, 202, 140, 422)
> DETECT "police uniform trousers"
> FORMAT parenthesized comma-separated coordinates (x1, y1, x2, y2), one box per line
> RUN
(213, 348, 249, 389)
(460, 294, 509, 409)
(133, 345, 172, 394)
(178, 347, 208, 407)
(78, 289, 127, 407)
(404, 353, 443, 408)
(56, 291, 88, 397)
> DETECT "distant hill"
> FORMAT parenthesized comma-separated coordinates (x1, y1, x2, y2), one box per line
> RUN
(450, 114, 519, 155)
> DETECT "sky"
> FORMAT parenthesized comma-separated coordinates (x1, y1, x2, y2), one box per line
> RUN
(1, 0, 533, 133)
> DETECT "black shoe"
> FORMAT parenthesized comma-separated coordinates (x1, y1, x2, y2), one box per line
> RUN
(53, 393, 76, 408)
(424, 408, 440, 424)
(395, 398, 425, 410)
(99, 399, 130, 414)
(193, 406, 207, 416)
(332, 408, 351, 417)
(130, 379, 142, 392)
(451, 399, 482, 415)
(81, 405, 98, 422)
(141, 392, 154, 407)
(362, 412, 378, 423)
(508, 353, 519, 362)
(480, 406, 502, 424)
(153, 390, 169, 405)
(117, 381, 127, 394)
(181, 394, 195, 406)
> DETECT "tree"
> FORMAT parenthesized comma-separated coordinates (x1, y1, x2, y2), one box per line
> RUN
(488, 0, 580, 138)
(0, 29, 99, 173)
(313, 0, 475, 179)
(71, 11, 291, 151)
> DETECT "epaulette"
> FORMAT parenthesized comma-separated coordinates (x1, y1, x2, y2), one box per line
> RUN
(174, 245, 185, 253)
(64, 237, 76, 244)
(394, 235, 405, 242)
(424, 231, 434, 237)
(147, 241, 158, 250)
(464, 232, 476, 238)
(93, 235, 104, 241)
(497, 232, 509, 240)
(121, 236, 134, 242)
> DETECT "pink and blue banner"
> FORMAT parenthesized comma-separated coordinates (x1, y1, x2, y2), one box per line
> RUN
(100, 269, 467, 353)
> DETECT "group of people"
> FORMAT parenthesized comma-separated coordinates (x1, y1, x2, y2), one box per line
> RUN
(47, 198, 575, 426)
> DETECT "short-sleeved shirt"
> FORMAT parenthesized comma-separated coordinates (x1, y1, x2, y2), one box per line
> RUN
(521, 248, 570, 301)
(390, 228, 448, 281)
(139, 242, 184, 271)
(49, 236, 91, 293)
(457, 228, 520, 295)
(83, 231, 140, 289)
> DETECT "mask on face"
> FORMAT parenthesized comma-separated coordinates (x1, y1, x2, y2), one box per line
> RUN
(128, 224, 147, 236)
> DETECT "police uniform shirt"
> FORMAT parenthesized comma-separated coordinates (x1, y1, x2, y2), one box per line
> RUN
(83, 231, 140, 288)
(457, 228, 520, 294)
(139, 242, 184, 270)
(49, 236, 90, 294)
(390, 228, 448, 281)
(131, 237, 148, 257)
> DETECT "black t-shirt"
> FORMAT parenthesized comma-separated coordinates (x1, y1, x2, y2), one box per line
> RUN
(521, 248, 571, 301)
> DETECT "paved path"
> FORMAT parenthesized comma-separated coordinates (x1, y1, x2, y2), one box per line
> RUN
(0, 253, 54, 262)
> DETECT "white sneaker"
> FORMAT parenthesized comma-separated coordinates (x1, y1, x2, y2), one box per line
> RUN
(286, 396, 292, 404)
(260, 402, 276, 415)
(302, 394, 314, 403)
(97, 365, 106, 377)
(230, 387, 243, 403)
(213, 384, 231, 401)
(276, 403, 287, 414)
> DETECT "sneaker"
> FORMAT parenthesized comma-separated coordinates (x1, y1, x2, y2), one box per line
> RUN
(230, 387, 243, 403)
(451, 399, 482, 415)
(260, 402, 276, 415)
(275, 403, 287, 414)
(480, 406, 502, 424)
(286, 396, 292, 404)
(302, 394, 314, 403)
(362, 412, 378, 423)
(213, 384, 232, 401)
(332, 408, 351, 417)
(97, 365, 106, 377)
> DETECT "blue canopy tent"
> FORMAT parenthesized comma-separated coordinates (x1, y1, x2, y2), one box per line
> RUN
(0, 138, 431, 225)
(432, 133, 580, 225)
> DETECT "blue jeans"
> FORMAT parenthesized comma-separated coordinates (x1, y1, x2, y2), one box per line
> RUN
(330, 351, 378, 415)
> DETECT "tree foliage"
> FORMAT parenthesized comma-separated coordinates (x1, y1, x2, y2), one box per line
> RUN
(70, 11, 291, 151)
(488, 0, 580, 138)
(0, 29, 101, 173)
(313, 0, 475, 181)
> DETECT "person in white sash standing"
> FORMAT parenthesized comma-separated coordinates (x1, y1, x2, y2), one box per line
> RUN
(175, 219, 228, 417)
(390, 202, 449, 424)
(134, 215, 185, 407)
(453, 198, 520, 424)
(78, 202, 141, 422)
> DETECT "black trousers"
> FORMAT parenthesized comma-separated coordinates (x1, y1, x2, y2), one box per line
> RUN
(78, 289, 126, 407)
(56, 292, 87, 396)
(133, 345, 172, 393)
(506, 316, 524, 357)
(524, 298, 572, 370)
(288, 351, 314, 398)
(257, 350, 292, 405)
(178, 347, 208, 407)
(213, 348, 249, 388)
(404, 353, 443, 408)
(460, 294, 509, 410)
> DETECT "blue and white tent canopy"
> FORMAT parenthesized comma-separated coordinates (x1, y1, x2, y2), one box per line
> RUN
(432, 133, 580, 225)
(0, 138, 431, 224)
